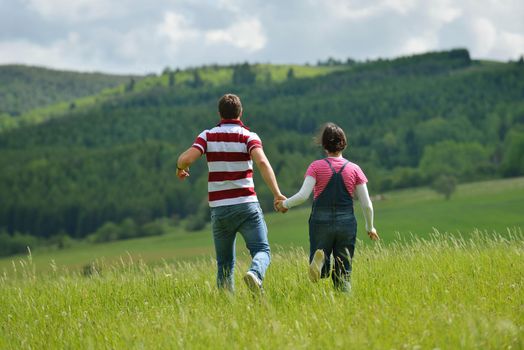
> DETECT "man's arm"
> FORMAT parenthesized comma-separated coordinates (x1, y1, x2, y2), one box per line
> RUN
(250, 147, 286, 206)
(176, 147, 202, 180)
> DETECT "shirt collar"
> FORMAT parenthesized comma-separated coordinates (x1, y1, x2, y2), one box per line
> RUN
(217, 119, 249, 129)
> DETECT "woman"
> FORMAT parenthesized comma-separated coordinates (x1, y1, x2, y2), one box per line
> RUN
(276, 122, 379, 292)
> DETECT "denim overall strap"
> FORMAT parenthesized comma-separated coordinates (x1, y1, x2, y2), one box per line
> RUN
(311, 158, 354, 213)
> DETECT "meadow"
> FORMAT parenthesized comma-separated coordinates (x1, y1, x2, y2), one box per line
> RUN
(0, 231, 522, 349)
(0, 177, 523, 349)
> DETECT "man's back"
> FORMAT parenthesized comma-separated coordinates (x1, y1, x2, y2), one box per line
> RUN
(192, 119, 262, 207)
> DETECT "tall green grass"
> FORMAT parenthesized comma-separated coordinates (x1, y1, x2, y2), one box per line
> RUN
(1, 231, 522, 349)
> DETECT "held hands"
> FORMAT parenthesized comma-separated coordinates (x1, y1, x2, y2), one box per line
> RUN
(275, 200, 288, 213)
(176, 167, 190, 180)
(273, 195, 288, 213)
(367, 228, 380, 241)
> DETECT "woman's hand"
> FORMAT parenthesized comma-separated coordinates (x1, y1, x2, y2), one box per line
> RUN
(367, 228, 379, 241)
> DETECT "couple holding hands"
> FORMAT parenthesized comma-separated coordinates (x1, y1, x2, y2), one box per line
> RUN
(176, 94, 378, 294)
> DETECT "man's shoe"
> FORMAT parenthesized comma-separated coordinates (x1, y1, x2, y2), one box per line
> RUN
(309, 249, 325, 282)
(243, 271, 263, 294)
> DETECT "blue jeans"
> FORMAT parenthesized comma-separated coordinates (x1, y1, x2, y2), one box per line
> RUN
(210, 202, 271, 291)
(309, 208, 356, 292)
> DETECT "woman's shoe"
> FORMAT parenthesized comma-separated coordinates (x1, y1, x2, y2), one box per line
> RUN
(309, 249, 325, 282)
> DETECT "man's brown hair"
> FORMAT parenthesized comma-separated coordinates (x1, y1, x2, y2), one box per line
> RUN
(218, 94, 242, 119)
(319, 122, 347, 153)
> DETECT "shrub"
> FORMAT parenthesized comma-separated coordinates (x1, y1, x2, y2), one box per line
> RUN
(87, 222, 120, 243)
(0, 231, 38, 257)
(141, 218, 172, 237)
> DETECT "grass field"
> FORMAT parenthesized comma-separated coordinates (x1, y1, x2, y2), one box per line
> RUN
(1, 177, 522, 275)
(0, 232, 522, 349)
(0, 177, 523, 349)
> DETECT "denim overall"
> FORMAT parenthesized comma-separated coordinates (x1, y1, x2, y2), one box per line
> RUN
(309, 159, 357, 291)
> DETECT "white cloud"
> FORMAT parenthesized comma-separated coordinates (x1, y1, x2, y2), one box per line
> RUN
(470, 17, 499, 56)
(325, 0, 421, 20)
(401, 36, 437, 55)
(326, 0, 385, 20)
(0, 33, 99, 71)
(217, 0, 243, 14)
(497, 31, 524, 58)
(23, 0, 125, 22)
(469, 17, 524, 59)
(427, 0, 462, 23)
(156, 12, 199, 47)
(205, 18, 266, 52)
(383, 0, 418, 15)
(1, 0, 522, 73)
(156, 11, 266, 56)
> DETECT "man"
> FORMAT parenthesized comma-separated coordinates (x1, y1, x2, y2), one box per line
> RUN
(176, 93, 285, 293)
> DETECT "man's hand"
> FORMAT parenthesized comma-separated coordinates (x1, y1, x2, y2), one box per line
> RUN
(176, 167, 190, 180)
(367, 228, 379, 241)
(273, 195, 287, 213)
(274, 199, 288, 213)
(176, 147, 202, 181)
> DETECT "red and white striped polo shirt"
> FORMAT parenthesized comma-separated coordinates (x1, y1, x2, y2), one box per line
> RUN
(192, 119, 262, 207)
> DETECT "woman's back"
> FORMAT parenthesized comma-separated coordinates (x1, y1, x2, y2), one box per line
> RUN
(306, 157, 367, 200)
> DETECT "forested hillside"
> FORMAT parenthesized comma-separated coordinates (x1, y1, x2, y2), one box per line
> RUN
(1, 49, 523, 253)
(0, 65, 136, 116)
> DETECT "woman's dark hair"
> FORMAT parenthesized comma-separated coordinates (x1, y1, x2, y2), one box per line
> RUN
(218, 94, 242, 119)
(318, 122, 347, 153)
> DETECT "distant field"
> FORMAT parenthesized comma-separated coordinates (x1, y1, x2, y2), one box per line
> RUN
(1, 177, 522, 275)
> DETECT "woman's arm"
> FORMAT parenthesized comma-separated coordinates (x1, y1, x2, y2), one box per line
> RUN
(282, 176, 316, 209)
(355, 184, 375, 232)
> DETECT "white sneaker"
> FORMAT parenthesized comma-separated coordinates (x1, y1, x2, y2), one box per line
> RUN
(243, 271, 263, 294)
(309, 249, 325, 282)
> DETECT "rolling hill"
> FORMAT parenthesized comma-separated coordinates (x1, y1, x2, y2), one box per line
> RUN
(0, 65, 137, 117)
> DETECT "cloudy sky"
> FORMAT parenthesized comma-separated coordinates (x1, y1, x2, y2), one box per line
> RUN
(1, 0, 523, 74)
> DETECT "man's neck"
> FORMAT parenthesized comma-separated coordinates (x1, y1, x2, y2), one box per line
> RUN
(220, 118, 241, 123)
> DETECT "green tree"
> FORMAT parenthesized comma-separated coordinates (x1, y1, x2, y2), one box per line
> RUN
(420, 141, 490, 181)
(431, 175, 457, 200)
(286, 68, 295, 80)
(168, 71, 176, 88)
(232, 63, 256, 85)
(500, 130, 524, 176)
(125, 78, 135, 93)
(190, 70, 204, 88)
